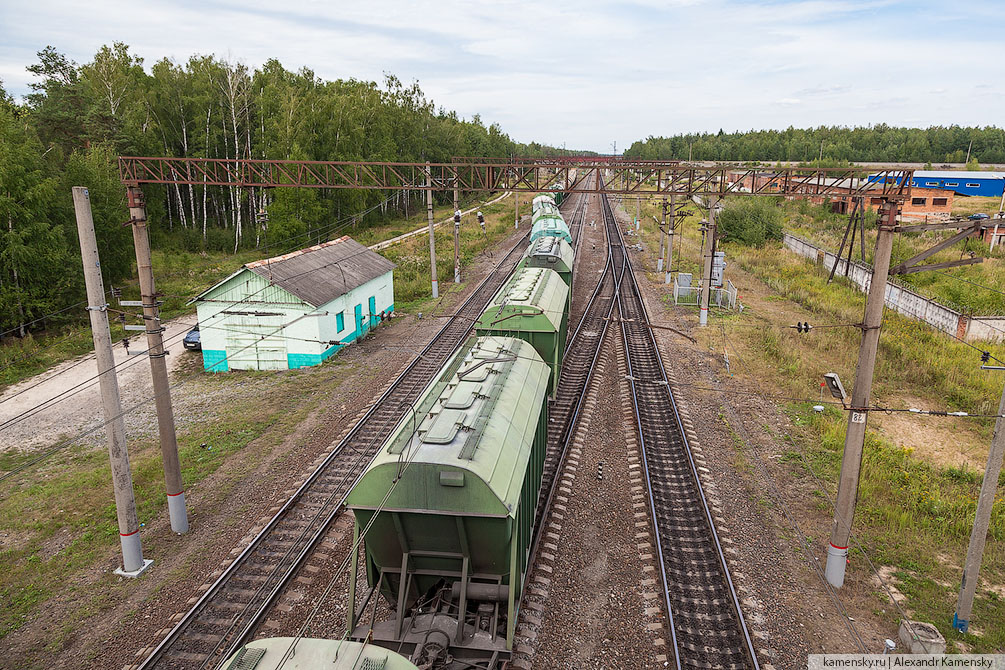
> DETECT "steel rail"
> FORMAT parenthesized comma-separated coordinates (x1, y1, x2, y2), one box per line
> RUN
(528, 172, 626, 566)
(608, 191, 759, 670)
(136, 232, 531, 670)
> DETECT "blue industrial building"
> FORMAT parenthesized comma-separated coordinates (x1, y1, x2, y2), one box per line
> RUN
(869, 171, 1005, 197)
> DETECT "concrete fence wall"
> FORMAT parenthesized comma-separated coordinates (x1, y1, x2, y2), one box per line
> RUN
(782, 233, 1003, 343)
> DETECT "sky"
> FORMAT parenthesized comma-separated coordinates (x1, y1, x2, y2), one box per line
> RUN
(1, 0, 1003, 153)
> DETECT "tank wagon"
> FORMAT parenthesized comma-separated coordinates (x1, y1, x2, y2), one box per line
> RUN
(474, 267, 569, 396)
(222, 638, 418, 670)
(345, 336, 551, 667)
(517, 235, 575, 289)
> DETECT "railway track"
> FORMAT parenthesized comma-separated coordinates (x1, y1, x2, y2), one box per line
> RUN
(606, 192, 759, 670)
(533, 173, 625, 530)
(135, 229, 532, 670)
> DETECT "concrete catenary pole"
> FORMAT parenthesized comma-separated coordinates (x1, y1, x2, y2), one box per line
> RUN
(657, 197, 666, 274)
(953, 379, 1005, 632)
(825, 199, 899, 587)
(126, 186, 188, 534)
(514, 191, 520, 230)
(453, 209, 462, 283)
(453, 172, 461, 283)
(698, 197, 719, 326)
(425, 163, 439, 299)
(665, 195, 675, 284)
(72, 186, 151, 577)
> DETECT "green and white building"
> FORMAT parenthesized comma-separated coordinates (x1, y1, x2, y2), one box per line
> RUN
(191, 236, 395, 371)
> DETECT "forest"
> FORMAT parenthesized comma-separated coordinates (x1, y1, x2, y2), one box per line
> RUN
(625, 125, 1005, 165)
(0, 43, 562, 337)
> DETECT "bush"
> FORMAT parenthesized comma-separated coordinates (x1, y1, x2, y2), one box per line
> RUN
(717, 197, 783, 247)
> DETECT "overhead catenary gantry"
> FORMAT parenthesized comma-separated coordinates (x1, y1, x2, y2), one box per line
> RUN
(117, 156, 913, 200)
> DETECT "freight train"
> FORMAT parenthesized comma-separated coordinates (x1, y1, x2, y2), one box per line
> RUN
(337, 191, 573, 670)
(225, 192, 574, 670)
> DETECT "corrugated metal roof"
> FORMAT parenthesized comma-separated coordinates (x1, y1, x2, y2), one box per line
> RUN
(913, 171, 1005, 179)
(239, 236, 394, 307)
(874, 170, 1005, 180)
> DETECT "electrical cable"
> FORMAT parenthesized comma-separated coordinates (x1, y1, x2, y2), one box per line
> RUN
(0, 227, 529, 480)
(0, 235, 418, 431)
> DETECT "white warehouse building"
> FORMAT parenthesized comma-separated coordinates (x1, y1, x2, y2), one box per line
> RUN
(191, 236, 395, 371)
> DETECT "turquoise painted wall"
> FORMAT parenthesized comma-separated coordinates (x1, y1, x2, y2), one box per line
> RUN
(202, 349, 229, 372)
(286, 303, 395, 370)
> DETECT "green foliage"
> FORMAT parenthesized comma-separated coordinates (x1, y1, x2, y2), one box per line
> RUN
(1, 44, 570, 339)
(717, 197, 783, 247)
(625, 124, 1005, 164)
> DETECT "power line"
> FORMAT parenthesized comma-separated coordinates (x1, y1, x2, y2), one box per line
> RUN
(0, 236, 411, 432)
(0, 229, 528, 481)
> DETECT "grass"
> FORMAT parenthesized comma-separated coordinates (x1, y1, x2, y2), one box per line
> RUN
(0, 193, 532, 660)
(0, 192, 526, 390)
(619, 191, 1005, 651)
(783, 197, 1005, 315)
(0, 356, 351, 651)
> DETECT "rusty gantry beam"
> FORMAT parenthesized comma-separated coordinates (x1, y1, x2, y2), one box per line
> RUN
(118, 156, 913, 200)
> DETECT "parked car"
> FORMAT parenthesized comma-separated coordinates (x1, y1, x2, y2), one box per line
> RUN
(183, 325, 201, 351)
(968, 212, 990, 221)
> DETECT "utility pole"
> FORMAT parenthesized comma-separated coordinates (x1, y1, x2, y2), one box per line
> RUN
(73, 186, 152, 577)
(953, 377, 1005, 632)
(698, 197, 719, 326)
(425, 163, 439, 299)
(825, 199, 899, 587)
(453, 171, 461, 283)
(453, 209, 461, 283)
(125, 186, 188, 534)
(666, 194, 675, 284)
(657, 197, 667, 273)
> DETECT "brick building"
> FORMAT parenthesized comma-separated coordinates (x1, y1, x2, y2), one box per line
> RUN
(727, 171, 954, 221)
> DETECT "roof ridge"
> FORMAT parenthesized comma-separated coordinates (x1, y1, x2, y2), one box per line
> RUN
(245, 235, 351, 269)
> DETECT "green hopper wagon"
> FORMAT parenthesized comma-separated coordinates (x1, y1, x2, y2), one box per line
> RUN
(517, 235, 575, 289)
(223, 638, 419, 670)
(531, 194, 556, 213)
(529, 215, 572, 245)
(345, 336, 550, 663)
(474, 267, 569, 396)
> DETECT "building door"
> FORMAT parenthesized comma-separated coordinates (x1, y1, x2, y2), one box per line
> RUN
(226, 314, 287, 370)
(354, 304, 364, 337)
(368, 296, 377, 329)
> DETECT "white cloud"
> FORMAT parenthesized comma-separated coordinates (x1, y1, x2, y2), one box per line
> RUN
(1, 0, 1002, 151)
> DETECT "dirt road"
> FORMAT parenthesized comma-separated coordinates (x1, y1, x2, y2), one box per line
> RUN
(0, 316, 198, 452)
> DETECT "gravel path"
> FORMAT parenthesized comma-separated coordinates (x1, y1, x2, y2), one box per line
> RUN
(0, 317, 198, 452)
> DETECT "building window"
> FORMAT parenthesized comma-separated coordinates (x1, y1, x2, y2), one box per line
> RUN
(336, 311, 344, 332)
(912, 197, 927, 206)
(946, 182, 959, 187)
(966, 183, 980, 188)
(925, 182, 939, 186)
(932, 198, 948, 206)
(870, 197, 883, 205)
